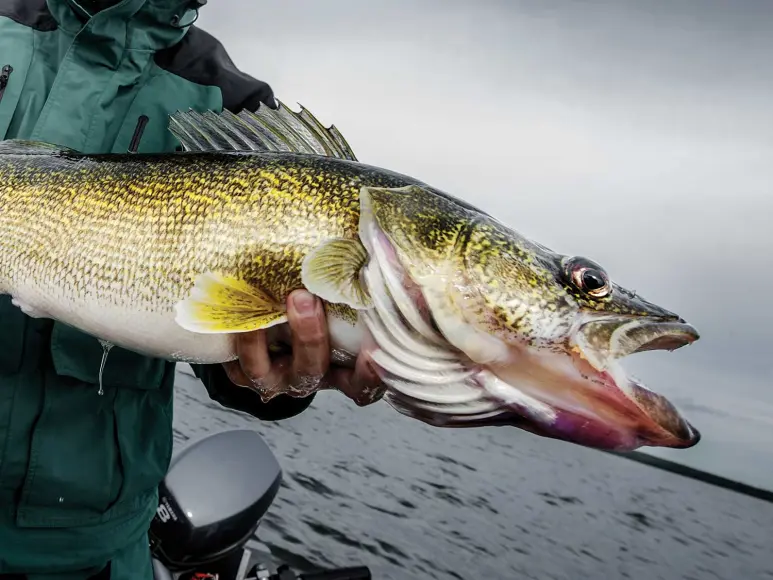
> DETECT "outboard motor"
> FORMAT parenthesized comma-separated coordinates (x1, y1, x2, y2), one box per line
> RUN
(149, 429, 371, 580)
(150, 429, 282, 576)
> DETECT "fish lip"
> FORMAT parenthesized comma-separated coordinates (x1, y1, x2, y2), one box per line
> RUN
(572, 316, 700, 370)
(614, 318, 700, 357)
(666, 421, 702, 449)
(625, 375, 702, 450)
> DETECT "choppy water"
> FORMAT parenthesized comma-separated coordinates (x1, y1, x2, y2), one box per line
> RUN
(173, 367, 773, 580)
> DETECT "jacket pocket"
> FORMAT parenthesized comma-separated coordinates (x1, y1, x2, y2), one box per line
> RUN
(110, 72, 222, 155)
(15, 380, 125, 527)
(16, 324, 174, 528)
(50, 322, 166, 391)
(0, 295, 27, 375)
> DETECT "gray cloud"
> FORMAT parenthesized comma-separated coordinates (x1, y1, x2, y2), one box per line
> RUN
(197, 0, 772, 488)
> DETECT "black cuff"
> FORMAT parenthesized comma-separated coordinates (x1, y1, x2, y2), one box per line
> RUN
(192, 363, 316, 421)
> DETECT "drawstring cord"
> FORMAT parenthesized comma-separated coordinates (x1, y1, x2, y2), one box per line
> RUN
(171, 0, 207, 28)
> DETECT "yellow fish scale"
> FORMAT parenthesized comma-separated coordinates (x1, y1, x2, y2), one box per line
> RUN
(0, 152, 379, 324)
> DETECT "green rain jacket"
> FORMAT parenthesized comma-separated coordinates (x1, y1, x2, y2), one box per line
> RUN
(0, 0, 315, 577)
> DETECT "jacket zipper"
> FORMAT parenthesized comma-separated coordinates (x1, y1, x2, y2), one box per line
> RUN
(0, 65, 14, 104)
(128, 114, 149, 153)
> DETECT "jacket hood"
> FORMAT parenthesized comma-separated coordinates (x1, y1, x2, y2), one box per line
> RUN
(51, 0, 204, 52)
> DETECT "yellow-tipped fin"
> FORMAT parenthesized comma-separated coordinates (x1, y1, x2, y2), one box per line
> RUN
(301, 238, 372, 309)
(175, 272, 287, 333)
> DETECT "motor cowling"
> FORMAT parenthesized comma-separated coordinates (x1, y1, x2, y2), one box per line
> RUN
(149, 429, 283, 571)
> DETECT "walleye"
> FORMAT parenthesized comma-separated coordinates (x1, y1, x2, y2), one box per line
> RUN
(0, 102, 701, 452)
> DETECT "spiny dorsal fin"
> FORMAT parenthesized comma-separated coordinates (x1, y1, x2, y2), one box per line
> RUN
(0, 140, 76, 156)
(168, 100, 358, 161)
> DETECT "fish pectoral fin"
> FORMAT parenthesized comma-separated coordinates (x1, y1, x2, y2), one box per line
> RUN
(301, 238, 372, 310)
(174, 272, 287, 334)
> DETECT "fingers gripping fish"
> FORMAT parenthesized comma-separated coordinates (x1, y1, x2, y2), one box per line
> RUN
(0, 102, 701, 452)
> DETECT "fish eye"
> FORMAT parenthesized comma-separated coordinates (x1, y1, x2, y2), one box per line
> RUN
(563, 257, 611, 299)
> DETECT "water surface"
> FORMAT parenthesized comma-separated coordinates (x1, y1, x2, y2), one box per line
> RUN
(174, 368, 773, 580)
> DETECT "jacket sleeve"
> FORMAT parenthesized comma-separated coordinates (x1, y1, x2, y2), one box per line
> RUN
(154, 25, 277, 113)
(176, 26, 313, 421)
(190, 362, 316, 421)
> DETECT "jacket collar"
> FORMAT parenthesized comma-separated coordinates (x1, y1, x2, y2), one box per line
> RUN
(49, 0, 202, 51)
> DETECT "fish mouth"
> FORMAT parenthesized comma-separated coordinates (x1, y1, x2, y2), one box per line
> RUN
(456, 317, 702, 452)
(557, 315, 701, 450)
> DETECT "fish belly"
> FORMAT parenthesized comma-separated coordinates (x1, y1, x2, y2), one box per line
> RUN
(6, 279, 366, 366)
(6, 279, 235, 362)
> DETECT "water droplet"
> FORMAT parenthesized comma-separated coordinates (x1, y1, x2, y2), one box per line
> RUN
(97, 339, 114, 396)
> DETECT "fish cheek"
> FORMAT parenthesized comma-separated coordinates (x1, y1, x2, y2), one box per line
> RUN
(571, 319, 620, 371)
(412, 268, 511, 366)
(461, 232, 572, 352)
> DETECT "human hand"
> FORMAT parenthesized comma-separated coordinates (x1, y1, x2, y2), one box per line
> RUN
(222, 289, 384, 407)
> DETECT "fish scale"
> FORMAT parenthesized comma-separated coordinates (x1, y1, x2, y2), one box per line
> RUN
(1, 155, 356, 308)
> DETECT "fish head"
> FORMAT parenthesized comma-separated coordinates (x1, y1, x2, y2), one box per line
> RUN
(358, 184, 700, 452)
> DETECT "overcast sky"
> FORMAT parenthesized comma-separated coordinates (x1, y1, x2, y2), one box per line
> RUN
(197, 0, 773, 490)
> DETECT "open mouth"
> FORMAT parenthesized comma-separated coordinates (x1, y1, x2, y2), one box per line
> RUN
(553, 316, 702, 450)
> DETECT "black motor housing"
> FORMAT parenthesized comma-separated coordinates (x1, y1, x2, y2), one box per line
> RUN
(149, 429, 283, 571)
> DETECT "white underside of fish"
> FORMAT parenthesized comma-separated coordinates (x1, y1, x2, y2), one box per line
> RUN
(7, 280, 366, 366)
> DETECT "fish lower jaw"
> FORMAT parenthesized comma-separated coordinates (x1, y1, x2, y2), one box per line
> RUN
(468, 347, 699, 452)
(552, 354, 700, 450)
